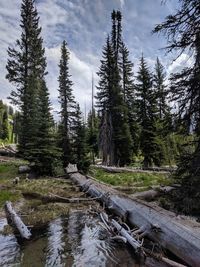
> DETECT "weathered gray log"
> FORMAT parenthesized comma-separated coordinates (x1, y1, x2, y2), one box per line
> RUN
(68, 171, 200, 267)
(94, 165, 173, 174)
(131, 186, 176, 201)
(4, 201, 31, 239)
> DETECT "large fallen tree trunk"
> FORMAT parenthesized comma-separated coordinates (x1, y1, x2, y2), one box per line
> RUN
(131, 186, 176, 201)
(4, 201, 31, 239)
(94, 165, 175, 174)
(67, 171, 200, 267)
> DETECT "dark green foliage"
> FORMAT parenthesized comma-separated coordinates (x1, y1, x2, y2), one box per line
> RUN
(2, 110, 9, 140)
(6, 0, 57, 175)
(12, 111, 21, 144)
(96, 11, 133, 166)
(58, 40, 75, 167)
(136, 56, 158, 167)
(87, 109, 99, 163)
(153, 58, 172, 166)
(120, 42, 139, 156)
(72, 104, 90, 173)
(154, 0, 200, 214)
(96, 35, 132, 166)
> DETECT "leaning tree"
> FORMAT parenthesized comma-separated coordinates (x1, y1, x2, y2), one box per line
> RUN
(154, 0, 200, 214)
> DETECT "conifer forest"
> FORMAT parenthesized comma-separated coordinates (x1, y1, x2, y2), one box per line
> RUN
(0, 1, 200, 266)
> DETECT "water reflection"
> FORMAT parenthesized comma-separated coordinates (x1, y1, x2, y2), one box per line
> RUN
(0, 218, 21, 266)
(0, 211, 151, 267)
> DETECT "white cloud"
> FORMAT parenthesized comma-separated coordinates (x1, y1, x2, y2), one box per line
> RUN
(167, 53, 194, 75)
(45, 45, 99, 115)
(119, 0, 125, 8)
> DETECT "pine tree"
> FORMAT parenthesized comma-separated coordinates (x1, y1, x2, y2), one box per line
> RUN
(120, 42, 139, 155)
(58, 40, 75, 167)
(96, 36, 132, 166)
(30, 81, 59, 175)
(72, 104, 90, 173)
(6, 0, 42, 154)
(96, 10, 133, 166)
(2, 110, 9, 140)
(136, 56, 158, 167)
(154, 0, 200, 213)
(6, 0, 57, 175)
(153, 58, 172, 165)
(96, 37, 115, 165)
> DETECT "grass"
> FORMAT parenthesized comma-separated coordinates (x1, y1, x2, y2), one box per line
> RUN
(0, 190, 21, 207)
(89, 167, 172, 191)
(0, 161, 88, 227)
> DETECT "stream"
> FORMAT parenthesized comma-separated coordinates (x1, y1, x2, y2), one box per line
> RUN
(0, 209, 165, 267)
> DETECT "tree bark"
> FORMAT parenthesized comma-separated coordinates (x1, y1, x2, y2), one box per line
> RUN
(4, 201, 31, 239)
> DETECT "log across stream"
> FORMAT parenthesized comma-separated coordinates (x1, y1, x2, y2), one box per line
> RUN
(68, 171, 200, 267)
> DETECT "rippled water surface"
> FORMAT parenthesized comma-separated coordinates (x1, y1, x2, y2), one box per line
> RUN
(0, 211, 162, 267)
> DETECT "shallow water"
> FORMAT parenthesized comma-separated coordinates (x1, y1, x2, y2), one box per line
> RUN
(0, 210, 166, 267)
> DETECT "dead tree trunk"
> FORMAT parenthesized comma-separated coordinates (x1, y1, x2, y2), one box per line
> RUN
(4, 201, 31, 239)
(67, 171, 200, 267)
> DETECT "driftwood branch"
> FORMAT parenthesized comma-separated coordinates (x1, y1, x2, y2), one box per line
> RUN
(4, 201, 31, 239)
(99, 211, 186, 267)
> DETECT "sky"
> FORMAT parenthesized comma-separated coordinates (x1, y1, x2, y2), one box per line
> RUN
(0, 0, 192, 117)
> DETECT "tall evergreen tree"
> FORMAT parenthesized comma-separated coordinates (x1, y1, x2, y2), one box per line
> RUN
(136, 56, 158, 167)
(58, 40, 75, 167)
(96, 37, 116, 165)
(6, 0, 56, 174)
(154, 58, 170, 121)
(120, 42, 139, 155)
(72, 104, 90, 173)
(6, 0, 43, 154)
(153, 58, 172, 165)
(96, 10, 133, 166)
(154, 0, 200, 213)
(96, 36, 132, 166)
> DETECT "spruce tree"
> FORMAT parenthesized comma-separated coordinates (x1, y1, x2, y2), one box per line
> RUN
(120, 42, 139, 155)
(153, 58, 172, 165)
(154, 0, 200, 213)
(96, 37, 115, 165)
(96, 36, 132, 166)
(6, 0, 57, 175)
(58, 40, 75, 167)
(72, 104, 90, 173)
(6, 0, 41, 154)
(136, 56, 158, 167)
(96, 11, 133, 166)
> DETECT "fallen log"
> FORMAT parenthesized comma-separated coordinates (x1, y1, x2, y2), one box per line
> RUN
(4, 201, 31, 239)
(99, 211, 186, 267)
(22, 192, 98, 203)
(131, 186, 176, 201)
(67, 171, 200, 267)
(94, 165, 174, 174)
